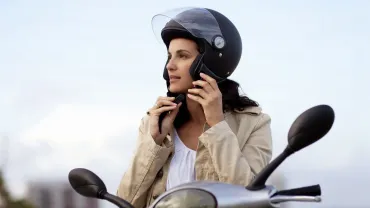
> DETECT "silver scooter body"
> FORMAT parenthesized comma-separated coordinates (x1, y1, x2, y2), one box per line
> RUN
(149, 181, 322, 208)
(149, 181, 277, 208)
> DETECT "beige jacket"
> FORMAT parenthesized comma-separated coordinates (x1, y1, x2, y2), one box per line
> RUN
(117, 106, 273, 208)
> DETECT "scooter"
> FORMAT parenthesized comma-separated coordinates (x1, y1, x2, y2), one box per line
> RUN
(68, 104, 335, 208)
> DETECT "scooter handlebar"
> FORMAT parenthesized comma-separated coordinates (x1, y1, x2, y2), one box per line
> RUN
(273, 184, 321, 197)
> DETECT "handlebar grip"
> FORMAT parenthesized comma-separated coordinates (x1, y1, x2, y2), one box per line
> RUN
(274, 184, 321, 197)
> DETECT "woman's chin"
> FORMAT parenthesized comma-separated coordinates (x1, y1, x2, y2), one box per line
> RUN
(169, 86, 188, 94)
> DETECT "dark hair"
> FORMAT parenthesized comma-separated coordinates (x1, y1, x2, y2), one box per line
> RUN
(167, 79, 259, 129)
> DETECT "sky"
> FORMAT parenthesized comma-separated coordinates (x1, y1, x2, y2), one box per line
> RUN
(0, 0, 369, 207)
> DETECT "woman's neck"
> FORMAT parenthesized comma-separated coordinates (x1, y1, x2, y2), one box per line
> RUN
(185, 95, 206, 124)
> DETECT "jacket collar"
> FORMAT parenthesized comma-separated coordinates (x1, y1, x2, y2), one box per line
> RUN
(166, 106, 262, 142)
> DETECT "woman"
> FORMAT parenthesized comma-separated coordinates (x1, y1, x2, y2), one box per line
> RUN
(117, 7, 273, 208)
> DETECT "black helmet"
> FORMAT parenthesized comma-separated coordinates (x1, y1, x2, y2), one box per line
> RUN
(152, 7, 242, 83)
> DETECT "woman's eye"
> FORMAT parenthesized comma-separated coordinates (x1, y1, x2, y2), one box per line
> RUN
(179, 54, 187, 59)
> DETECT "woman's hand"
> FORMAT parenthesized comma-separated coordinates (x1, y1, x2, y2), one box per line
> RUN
(187, 73, 224, 127)
(147, 96, 182, 145)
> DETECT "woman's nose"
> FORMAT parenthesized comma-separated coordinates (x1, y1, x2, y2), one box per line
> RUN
(166, 59, 177, 71)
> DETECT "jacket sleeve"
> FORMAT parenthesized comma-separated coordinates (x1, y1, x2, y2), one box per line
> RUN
(117, 116, 172, 208)
(198, 113, 272, 186)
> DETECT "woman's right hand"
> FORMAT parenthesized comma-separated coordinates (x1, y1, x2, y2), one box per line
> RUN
(147, 96, 182, 145)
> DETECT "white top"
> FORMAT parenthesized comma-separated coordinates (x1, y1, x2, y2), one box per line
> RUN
(166, 129, 196, 190)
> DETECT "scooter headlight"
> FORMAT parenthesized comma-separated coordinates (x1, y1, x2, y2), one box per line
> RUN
(154, 188, 216, 208)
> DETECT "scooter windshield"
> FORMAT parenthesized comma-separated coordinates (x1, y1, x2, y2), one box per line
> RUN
(151, 7, 224, 48)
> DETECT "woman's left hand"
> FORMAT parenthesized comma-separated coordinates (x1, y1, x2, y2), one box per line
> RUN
(187, 73, 224, 127)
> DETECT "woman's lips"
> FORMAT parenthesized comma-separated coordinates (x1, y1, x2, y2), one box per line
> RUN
(169, 75, 181, 82)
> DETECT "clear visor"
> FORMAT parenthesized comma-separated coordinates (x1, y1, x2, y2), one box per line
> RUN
(151, 7, 225, 48)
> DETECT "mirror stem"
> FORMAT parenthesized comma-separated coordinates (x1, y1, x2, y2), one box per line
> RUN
(102, 192, 135, 208)
(247, 146, 293, 190)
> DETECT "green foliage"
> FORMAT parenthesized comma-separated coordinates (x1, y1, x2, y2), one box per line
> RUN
(0, 170, 35, 208)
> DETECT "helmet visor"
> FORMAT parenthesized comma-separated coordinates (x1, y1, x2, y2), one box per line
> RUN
(151, 7, 225, 49)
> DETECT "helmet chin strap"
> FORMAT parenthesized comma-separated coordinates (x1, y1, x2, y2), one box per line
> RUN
(189, 54, 227, 83)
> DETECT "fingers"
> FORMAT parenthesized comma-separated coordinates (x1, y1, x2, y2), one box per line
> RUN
(150, 96, 176, 110)
(151, 105, 177, 116)
(157, 96, 176, 102)
(147, 96, 178, 116)
(153, 96, 175, 106)
(155, 99, 177, 108)
(200, 73, 218, 90)
(187, 94, 205, 105)
(192, 80, 213, 93)
(168, 102, 182, 120)
(190, 73, 222, 104)
(187, 88, 207, 99)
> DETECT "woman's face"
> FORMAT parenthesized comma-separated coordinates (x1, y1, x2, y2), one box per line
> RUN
(166, 38, 199, 94)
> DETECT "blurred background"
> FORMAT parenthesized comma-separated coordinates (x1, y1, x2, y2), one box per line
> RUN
(0, 0, 369, 207)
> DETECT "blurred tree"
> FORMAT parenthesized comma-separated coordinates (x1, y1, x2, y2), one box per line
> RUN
(0, 170, 34, 208)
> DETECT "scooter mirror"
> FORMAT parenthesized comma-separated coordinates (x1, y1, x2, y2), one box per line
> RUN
(287, 104, 335, 153)
(68, 168, 135, 208)
(247, 104, 335, 190)
(68, 168, 106, 199)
